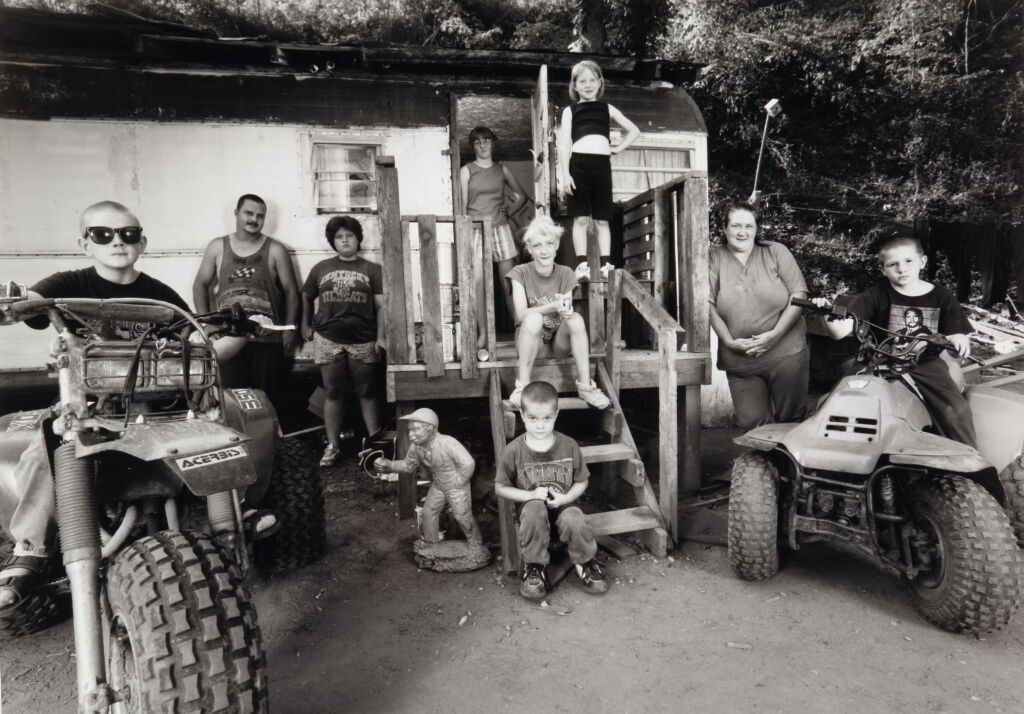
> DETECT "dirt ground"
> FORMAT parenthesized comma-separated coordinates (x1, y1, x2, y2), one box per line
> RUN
(3, 425, 1024, 713)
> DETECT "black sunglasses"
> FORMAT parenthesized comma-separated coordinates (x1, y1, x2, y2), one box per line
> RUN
(83, 226, 144, 245)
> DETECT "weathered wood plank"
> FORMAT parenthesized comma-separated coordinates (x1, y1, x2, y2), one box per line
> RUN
(396, 401, 416, 519)
(449, 92, 462, 216)
(584, 507, 663, 536)
(606, 269, 623, 393)
(378, 157, 409, 365)
(401, 219, 418, 365)
(680, 384, 701, 496)
(680, 177, 711, 352)
(622, 235, 655, 258)
(653, 186, 671, 316)
(490, 372, 519, 575)
(623, 221, 655, 242)
(658, 326, 679, 541)
(580, 443, 635, 463)
(621, 271, 682, 333)
(454, 215, 479, 379)
(481, 218, 497, 354)
(622, 203, 656, 222)
(417, 215, 446, 377)
(623, 255, 656, 274)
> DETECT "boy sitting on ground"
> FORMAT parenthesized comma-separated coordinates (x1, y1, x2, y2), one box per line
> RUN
(495, 380, 608, 599)
(817, 234, 976, 446)
(507, 215, 609, 409)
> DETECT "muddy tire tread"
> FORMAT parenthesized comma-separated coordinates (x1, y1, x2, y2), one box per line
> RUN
(997, 454, 1024, 547)
(907, 475, 1021, 634)
(727, 452, 780, 581)
(254, 437, 326, 574)
(106, 530, 268, 712)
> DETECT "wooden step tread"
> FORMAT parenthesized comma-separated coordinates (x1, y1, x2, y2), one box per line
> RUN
(580, 443, 635, 463)
(585, 507, 663, 536)
(501, 396, 592, 412)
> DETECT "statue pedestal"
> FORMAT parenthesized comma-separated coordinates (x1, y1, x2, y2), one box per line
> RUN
(414, 539, 491, 572)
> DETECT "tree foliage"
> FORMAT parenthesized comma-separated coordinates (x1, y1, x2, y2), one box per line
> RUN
(8, 0, 1022, 225)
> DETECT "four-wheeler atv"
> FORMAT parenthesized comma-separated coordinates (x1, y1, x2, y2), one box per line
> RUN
(0, 285, 325, 711)
(727, 296, 1022, 634)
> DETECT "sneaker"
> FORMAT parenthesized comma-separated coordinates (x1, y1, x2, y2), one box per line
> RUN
(576, 559, 609, 594)
(574, 261, 591, 282)
(599, 262, 616, 279)
(509, 379, 526, 408)
(319, 444, 340, 467)
(576, 379, 610, 410)
(520, 563, 550, 600)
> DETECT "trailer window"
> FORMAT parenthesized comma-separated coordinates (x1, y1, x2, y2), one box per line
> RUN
(312, 142, 379, 213)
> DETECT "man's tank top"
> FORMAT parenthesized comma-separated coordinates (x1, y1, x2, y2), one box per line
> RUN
(465, 162, 508, 226)
(570, 101, 610, 143)
(216, 235, 283, 343)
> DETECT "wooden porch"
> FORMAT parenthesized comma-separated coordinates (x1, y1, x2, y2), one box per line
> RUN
(375, 155, 711, 563)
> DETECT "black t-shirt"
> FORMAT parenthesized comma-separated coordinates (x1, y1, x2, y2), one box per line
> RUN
(848, 280, 971, 357)
(28, 267, 190, 335)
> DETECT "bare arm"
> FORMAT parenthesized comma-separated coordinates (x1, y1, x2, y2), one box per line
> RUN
(608, 104, 641, 155)
(503, 165, 528, 216)
(709, 303, 745, 353)
(192, 240, 221, 314)
(510, 279, 561, 325)
(459, 164, 471, 213)
(495, 482, 550, 504)
(546, 479, 588, 509)
(557, 105, 574, 194)
(270, 241, 301, 350)
(374, 294, 386, 350)
(301, 293, 316, 342)
(744, 291, 808, 356)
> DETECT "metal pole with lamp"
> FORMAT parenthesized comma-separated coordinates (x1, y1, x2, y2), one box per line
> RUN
(749, 98, 783, 206)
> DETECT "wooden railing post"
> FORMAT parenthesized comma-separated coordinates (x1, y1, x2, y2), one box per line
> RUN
(416, 214, 446, 377)
(377, 156, 409, 366)
(658, 325, 678, 540)
(454, 215, 479, 379)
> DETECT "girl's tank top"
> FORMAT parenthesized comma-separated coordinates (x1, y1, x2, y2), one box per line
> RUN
(570, 101, 610, 143)
(465, 162, 509, 226)
(216, 235, 283, 343)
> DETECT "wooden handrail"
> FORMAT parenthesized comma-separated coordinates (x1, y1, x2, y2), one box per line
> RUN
(619, 271, 683, 334)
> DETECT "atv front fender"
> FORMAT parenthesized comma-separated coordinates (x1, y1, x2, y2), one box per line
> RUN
(734, 423, 801, 451)
(886, 424, 991, 473)
(77, 420, 257, 496)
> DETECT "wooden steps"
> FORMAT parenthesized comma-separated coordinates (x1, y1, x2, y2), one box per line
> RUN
(491, 370, 669, 574)
(580, 443, 635, 464)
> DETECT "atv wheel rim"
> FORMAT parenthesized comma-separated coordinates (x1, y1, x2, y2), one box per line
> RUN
(911, 511, 947, 590)
(107, 614, 140, 712)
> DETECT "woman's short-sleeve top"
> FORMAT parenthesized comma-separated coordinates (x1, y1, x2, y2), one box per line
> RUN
(709, 241, 808, 373)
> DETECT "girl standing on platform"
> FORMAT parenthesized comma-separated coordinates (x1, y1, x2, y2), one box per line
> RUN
(460, 126, 528, 342)
(558, 60, 640, 282)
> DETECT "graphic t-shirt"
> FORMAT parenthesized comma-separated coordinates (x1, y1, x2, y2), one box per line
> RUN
(301, 256, 383, 344)
(496, 431, 589, 508)
(507, 262, 577, 334)
(29, 267, 190, 337)
(848, 281, 970, 361)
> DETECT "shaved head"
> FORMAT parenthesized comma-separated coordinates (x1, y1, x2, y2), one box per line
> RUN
(79, 201, 140, 234)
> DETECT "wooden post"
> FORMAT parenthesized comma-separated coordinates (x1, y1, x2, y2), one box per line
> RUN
(680, 385, 701, 496)
(417, 214, 446, 377)
(481, 218, 497, 355)
(455, 215, 479, 378)
(490, 372, 519, 574)
(401, 219, 418, 364)
(652, 186, 671, 316)
(606, 269, 622, 393)
(449, 92, 462, 216)
(658, 325, 678, 541)
(679, 177, 711, 354)
(587, 224, 605, 352)
(378, 157, 409, 365)
(396, 401, 416, 520)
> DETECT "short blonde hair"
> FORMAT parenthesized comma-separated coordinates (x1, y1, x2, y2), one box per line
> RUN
(523, 215, 564, 250)
(569, 60, 605, 101)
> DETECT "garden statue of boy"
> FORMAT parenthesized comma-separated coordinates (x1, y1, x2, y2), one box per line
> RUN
(374, 408, 490, 571)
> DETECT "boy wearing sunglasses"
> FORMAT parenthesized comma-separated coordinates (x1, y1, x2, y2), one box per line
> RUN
(0, 201, 190, 615)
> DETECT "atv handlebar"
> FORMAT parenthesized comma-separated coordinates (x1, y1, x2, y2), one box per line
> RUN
(2, 296, 184, 326)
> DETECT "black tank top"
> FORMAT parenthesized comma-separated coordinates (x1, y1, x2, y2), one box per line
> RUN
(571, 101, 610, 143)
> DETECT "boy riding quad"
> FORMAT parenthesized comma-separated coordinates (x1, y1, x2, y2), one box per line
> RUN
(727, 296, 1022, 635)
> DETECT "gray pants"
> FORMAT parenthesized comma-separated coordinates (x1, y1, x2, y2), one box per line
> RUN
(518, 500, 597, 566)
(726, 347, 809, 429)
